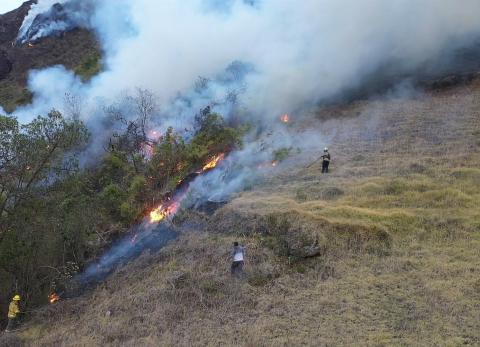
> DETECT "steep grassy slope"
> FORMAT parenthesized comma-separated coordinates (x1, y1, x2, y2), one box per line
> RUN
(9, 81, 480, 346)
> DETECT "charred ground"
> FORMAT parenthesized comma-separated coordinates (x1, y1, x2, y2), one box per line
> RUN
(0, 1, 100, 113)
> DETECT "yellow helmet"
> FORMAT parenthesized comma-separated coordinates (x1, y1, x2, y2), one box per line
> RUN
(13, 295, 21, 301)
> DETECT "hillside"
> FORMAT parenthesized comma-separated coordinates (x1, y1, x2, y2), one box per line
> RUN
(0, 1, 100, 112)
(6, 79, 480, 346)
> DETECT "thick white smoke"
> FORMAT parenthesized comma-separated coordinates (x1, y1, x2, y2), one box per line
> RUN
(13, 0, 480, 125)
(14, 0, 479, 281)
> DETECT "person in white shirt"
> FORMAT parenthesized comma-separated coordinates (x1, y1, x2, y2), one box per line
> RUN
(231, 241, 245, 277)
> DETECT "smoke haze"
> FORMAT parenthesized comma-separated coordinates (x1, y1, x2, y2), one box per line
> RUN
(14, 0, 480, 283)
(12, 0, 480, 125)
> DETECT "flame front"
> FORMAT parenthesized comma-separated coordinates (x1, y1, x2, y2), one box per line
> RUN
(149, 202, 180, 223)
(49, 293, 60, 304)
(201, 153, 225, 172)
(281, 114, 290, 123)
(149, 153, 225, 224)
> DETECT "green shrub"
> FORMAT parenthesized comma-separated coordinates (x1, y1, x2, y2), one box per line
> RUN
(273, 147, 292, 162)
(129, 175, 147, 198)
(74, 52, 102, 81)
(101, 184, 126, 214)
(120, 202, 139, 223)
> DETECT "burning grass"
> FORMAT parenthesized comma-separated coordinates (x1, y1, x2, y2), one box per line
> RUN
(12, 80, 480, 346)
(148, 153, 226, 223)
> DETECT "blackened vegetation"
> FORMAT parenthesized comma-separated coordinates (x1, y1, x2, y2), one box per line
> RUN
(71, 223, 179, 294)
(0, 101, 243, 324)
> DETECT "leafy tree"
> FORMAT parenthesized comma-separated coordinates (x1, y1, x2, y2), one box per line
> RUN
(0, 110, 89, 322)
(0, 110, 89, 221)
(148, 127, 188, 191)
(0, 101, 246, 325)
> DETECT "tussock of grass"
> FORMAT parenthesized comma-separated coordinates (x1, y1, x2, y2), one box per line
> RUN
(296, 185, 344, 201)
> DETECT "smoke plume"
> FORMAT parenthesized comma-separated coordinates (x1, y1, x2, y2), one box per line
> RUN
(14, 0, 480, 283)
(13, 0, 480, 124)
(12, 0, 480, 213)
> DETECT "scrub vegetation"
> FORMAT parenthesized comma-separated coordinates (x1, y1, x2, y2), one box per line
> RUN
(0, 102, 243, 334)
(7, 79, 480, 346)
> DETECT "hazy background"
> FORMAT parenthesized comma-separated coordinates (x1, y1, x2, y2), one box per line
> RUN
(0, 0, 23, 14)
(10, 0, 480, 128)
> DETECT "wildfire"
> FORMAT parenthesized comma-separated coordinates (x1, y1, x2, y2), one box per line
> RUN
(201, 153, 225, 172)
(49, 293, 60, 304)
(257, 161, 278, 169)
(28, 42, 34, 48)
(148, 153, 225, 224)
(281, 114, 290, 123)
(149, 201, 180, 223)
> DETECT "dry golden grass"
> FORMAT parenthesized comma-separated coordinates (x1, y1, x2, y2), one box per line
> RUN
(9, 80, 480, 346)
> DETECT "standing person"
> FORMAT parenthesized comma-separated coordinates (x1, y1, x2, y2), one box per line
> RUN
(5, 294, 21, 333)
(231, 242, 246, 278)
(321, 147, 331, 173)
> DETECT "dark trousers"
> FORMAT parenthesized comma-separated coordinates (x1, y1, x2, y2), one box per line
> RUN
(322, 160, 330, 173)
(5, 317, 16, 332)
(231, 261, 244, 277)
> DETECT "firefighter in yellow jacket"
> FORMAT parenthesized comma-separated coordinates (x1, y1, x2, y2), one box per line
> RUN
(5, 295, 21, 333)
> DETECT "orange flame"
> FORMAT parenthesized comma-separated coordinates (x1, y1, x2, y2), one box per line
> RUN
(257, 161, 278, 169)
(280, 114, 290, 123)
(49, 293, 60, 304)
(201, 153, 225, 172)
(149, 153, 225, 224)
(149, 201, 180, 223)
